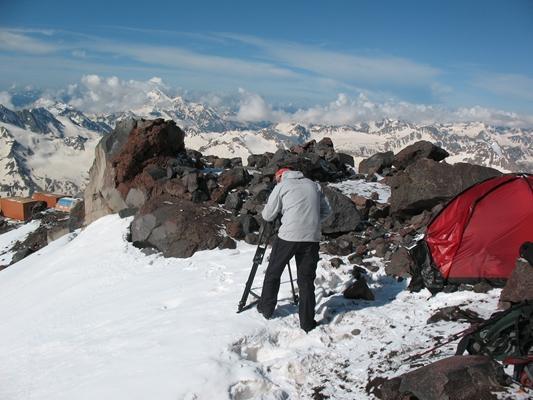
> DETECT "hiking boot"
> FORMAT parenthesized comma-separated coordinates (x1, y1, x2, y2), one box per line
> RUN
(256, 303, 273, 320)
(302, 320, 318, 333)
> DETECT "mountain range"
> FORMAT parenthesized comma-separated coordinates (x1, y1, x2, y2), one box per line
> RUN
(0, 90, 531, 197)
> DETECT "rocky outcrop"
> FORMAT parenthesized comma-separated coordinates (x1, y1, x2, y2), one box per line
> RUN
(84, 119, 185, 224)
(387, 159, 501, 217)
(371, 356, 510, 400)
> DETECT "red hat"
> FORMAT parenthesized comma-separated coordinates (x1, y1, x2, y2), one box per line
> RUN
(275, 168, 291, 181)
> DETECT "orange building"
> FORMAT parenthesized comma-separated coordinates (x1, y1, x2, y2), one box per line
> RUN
(0, 197, 41, 221)
(32, 192, 64, 208)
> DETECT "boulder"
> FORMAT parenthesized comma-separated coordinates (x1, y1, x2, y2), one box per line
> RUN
(393, 140, 449, 170)
(130, 196, 226, 258)
(372, 355, 510, 400)
(321, 186, 362, 235)
(499, 258, 533, 309)
(388, 159, 501, 217)
(358, 151, 394, 175)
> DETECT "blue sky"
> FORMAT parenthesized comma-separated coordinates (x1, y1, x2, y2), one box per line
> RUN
(0, 0, 532, 118)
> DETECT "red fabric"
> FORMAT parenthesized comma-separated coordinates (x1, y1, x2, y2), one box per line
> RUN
(426, 174, 533, 280)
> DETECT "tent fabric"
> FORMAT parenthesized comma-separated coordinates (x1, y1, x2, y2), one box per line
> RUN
(426, 174, 533, 282)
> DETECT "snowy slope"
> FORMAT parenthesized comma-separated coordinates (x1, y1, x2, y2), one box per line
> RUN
(0, 214, 526, 399)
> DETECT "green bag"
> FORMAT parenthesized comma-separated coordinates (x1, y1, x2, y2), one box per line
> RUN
(456, 301, 533, 361)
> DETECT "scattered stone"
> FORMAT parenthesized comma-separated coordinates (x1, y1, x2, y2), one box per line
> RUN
(385, 247, 414, 278)
(343, 277, 375, 300)
(330, 257, 344, 268)
(218, 236, 237, 250)
(472, 281, 494, 293)
(427, 306, 483, 324)
(351, 266, 367, 279)
(118, 207, 138, 219)
(348, 253, 364, 265)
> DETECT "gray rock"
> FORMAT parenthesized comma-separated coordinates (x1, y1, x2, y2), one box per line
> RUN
(499, 258, 533, 308)
(385, 247, 414, 278)
(358, 151, 394, 175)
(373, 355, 510, 400)
(393, 140, 449, 170)
(388, 159, 501, 217)
(321, 186, 361, 235)
(126, 188, 147, 209)
(343, 277, 374, 300)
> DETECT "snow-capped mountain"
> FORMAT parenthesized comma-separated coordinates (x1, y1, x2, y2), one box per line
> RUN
(0, 104, 104, 197)
(0, 95, 532, 198)
(187, 120, 533, 173)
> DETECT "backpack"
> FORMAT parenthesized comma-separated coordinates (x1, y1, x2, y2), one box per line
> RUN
(456, 301, 533, 386)
(456, 301, 533, 360)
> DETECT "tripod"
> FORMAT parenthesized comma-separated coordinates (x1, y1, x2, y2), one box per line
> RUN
(237, 221, 299, 313)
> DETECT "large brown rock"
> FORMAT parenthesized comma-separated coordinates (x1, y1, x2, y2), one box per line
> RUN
(84, 119, 186, 224)
(388, 159, 501, 216)
(499, 258, 533, 309)
(130, 195, 228, 258)
(373, 355, 510, 400)
(393, 140, 449, 170)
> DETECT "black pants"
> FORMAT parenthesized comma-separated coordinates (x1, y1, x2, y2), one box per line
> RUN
(259, 238, 319, 331)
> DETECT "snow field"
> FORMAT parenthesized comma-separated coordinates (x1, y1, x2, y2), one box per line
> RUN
(0, 215, 524, 399)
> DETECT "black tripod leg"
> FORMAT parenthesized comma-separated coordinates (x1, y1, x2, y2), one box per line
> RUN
(237, 222, 273, 313)
(287, 261, 298, 305)
(237, 261, 261, 313)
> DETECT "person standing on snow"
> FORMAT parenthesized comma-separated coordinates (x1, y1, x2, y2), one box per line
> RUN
(257, 167, 332, 332)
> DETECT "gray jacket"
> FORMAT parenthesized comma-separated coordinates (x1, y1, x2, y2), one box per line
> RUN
(261, 171, 332, 242)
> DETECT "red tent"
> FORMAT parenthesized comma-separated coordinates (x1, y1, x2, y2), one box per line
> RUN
(425, 173, 533, 283)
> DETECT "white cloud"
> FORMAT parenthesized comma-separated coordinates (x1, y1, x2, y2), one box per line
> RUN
(236, 91, 533, 128)
(473, 73, 533, 102)
(59, 75, 533, 127)
(67, 75, 172, 113)
(0, 91, 13, 109)
(236, 88, 275, 122)
(217, 33, 440, 85)
(0, 30, 58, 54)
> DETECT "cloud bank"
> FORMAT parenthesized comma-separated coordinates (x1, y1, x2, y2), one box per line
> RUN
(65, 75, 173, 113)
(15, 74, 533, 128)
(235, 91, 533, 128)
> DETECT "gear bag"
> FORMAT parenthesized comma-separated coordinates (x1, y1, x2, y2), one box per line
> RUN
(456, 301, 533, 361)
